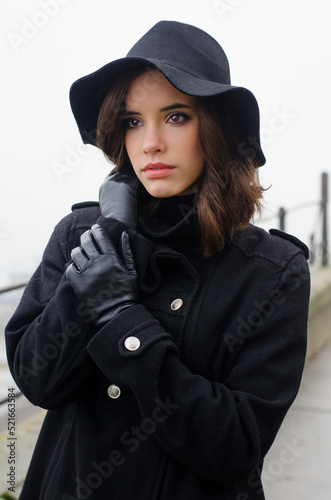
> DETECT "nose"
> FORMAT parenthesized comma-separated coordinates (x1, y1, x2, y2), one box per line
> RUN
(142, 124, 165, 155)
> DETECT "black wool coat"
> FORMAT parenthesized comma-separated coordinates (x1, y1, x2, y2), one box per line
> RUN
(5, 199, 310, 500)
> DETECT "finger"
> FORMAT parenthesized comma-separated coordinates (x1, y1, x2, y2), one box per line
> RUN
(65, 263, 76, 283)
(90, 224, 118, 256)
(80, 229, 101, 259)
(69, 246, 89, 273)
(120, 232, 137, 277)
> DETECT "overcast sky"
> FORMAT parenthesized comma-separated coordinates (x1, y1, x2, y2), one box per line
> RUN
(1, 0, 330, 285)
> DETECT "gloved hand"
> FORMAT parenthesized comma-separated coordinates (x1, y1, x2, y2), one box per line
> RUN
(99, 167, 141, 230)
(66, 224, 138, 326)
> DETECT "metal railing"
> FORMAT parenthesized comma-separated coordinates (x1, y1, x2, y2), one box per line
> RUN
(0, 283, 27, 295)
(263, 172, 329, 267)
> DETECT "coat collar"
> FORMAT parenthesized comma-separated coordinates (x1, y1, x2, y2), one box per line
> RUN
(138, 194, 200, 251)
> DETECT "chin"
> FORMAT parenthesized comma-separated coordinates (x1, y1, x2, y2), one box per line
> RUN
(143, 184, 180, 199)
(146, 182, 194, 198)
(148, 190, 176, 199)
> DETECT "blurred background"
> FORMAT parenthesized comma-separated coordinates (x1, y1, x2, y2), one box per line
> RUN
(1, 0, 330, 284)
(1, 1, 330, 498)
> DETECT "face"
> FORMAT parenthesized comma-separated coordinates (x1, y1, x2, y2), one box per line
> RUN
(123, 70, 205, 198)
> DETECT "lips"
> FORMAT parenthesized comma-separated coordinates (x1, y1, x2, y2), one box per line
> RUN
(143, 163, 175, 179)
(143, 162, 175, 171)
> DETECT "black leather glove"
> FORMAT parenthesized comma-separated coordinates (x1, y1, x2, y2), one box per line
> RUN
(66, 224, 138, 326)
(99, 167, 141, 230)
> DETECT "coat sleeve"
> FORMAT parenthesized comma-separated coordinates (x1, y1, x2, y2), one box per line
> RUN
(87, 250, 310, 486)
(5, 212, 98, 409)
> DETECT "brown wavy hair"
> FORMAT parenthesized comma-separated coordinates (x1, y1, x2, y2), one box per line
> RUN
(96, 66, 264, 257)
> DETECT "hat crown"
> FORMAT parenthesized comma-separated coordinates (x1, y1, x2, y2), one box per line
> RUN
(127, 21, 231, 85)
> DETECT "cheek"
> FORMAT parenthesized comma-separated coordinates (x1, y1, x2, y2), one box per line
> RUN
(124, 134, 132, 157)
(182, 130, 203, 166)
(124, 134, 140, 168)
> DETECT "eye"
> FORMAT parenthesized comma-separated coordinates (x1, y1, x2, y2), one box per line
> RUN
(167, 113, 190, 124)
(124, 118, 142, 129)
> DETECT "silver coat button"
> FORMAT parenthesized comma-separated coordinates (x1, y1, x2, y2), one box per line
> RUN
(124, 336, 141, 351)
(107, 384, 121, 399)
(171, 298, 184, 311)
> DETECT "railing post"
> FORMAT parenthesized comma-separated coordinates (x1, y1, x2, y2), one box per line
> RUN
(278, 207, 286, 232)
(310, 234, 315, 265)
(321, 172, 328, 267)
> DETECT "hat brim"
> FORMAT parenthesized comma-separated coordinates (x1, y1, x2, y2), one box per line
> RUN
(69, 57, 266, 166)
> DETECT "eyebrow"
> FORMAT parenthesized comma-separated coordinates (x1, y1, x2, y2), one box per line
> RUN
(123, 102, 192, 117)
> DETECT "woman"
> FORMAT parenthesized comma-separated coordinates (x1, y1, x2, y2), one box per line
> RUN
(6, 20, 310, 499)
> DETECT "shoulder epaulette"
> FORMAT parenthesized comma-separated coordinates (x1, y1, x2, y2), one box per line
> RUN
(71, 201, 99, 211)
(269, 228, 309, 259)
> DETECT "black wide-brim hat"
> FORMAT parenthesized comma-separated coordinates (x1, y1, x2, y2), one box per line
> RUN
(70, 20, 266, 167)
